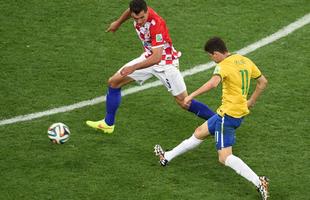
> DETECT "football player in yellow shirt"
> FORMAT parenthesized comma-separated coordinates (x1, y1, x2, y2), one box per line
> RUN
(155, 37, 269, 200)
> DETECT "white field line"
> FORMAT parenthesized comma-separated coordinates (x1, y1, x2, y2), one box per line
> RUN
(1, 13, 309, 127)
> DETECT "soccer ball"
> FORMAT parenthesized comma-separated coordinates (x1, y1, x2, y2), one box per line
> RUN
(47, 122, 70, 144)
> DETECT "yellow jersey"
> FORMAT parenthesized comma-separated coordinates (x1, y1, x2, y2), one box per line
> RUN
(213, 54, 262, 118)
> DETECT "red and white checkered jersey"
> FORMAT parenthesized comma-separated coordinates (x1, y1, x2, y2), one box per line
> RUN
(134, 7, 181, 66)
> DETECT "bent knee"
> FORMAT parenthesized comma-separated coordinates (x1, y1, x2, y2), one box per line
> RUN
(195, 126, 203, 134)
(108, 76, 120, 88)
(108, 77, 114, 86)
(218, 153, 232, 165)
(194, 126, 209, 140)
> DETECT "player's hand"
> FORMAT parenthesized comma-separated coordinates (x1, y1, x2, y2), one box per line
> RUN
(184, 96, 193, 107)
(106, 21, 121, 32)
(120, 66, 135, 76)
(247, 99, 256, 109)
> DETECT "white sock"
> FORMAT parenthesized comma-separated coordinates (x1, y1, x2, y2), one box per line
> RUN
(165, 134, 203, 162)
(225, 154, 261, 187)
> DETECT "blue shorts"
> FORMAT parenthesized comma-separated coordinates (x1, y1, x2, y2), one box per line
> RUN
(207, 114, 243, 150)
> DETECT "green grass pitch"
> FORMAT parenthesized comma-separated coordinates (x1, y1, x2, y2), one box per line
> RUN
(0, 0, 309, 199)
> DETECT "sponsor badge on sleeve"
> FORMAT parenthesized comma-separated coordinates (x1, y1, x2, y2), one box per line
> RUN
(156, 34, 163, 42)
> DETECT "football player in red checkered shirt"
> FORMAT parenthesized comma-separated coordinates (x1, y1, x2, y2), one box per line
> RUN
(86, 0, 214, 133)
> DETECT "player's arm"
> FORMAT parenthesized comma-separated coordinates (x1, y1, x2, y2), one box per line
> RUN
(247, 75, 268, 108)
(106, 8, 131, 32)
(120, 46, 163, 76)
(184, 75, 221, 106)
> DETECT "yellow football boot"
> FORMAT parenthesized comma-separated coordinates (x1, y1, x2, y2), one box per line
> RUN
(86, 120, 115, 134)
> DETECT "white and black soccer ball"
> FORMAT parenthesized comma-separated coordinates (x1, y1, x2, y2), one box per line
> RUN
(47, 122, 70, 144)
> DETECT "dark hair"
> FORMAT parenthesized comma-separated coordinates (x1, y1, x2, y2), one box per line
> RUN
(204, 37, 228, 54)
(129, 0, 148, 14)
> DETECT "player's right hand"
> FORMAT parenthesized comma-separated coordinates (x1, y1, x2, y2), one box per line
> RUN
(106, 21, 121, 32)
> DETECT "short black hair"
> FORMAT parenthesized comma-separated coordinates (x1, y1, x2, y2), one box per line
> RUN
(129, 0, 148, 15)
(204, 37, 228, 54)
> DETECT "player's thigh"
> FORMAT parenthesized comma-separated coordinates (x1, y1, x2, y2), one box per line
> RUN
(126, 67, 154, 85)
(153, 66, 187, 96)
(194, 122, 210, 140)
(115, 54, 153, 86)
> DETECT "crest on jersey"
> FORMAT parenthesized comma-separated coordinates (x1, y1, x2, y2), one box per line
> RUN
(213, 65, 221, 74)
(156, 34, 163, 42)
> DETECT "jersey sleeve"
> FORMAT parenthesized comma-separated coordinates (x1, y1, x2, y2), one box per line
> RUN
(149, 20, 165, 48)
(213, 64, 227, 81)
(250, 61, 262, 79)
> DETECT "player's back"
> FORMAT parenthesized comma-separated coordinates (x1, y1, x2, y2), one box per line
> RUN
(216, 54, 261, 118)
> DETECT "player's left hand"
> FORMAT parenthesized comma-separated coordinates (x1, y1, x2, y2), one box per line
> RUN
(247, 99, 256, 109)
(184, 96, 193, 107)
(120, 66, 135, 76)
